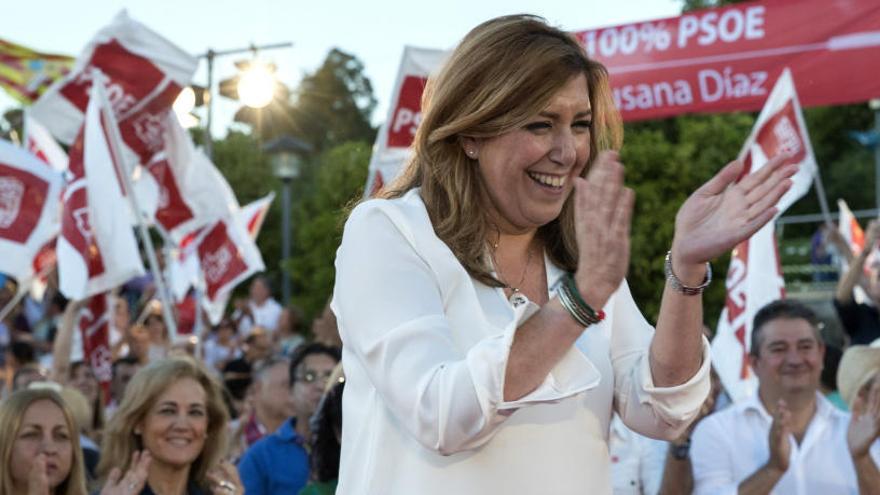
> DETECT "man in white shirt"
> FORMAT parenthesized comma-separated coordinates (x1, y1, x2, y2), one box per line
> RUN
(237, 276, 283, 336)
(691, 299, 880, 494)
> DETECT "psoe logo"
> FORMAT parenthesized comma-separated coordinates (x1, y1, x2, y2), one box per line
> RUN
(204, 245, 232, 284)
(0, 177, 24, 229)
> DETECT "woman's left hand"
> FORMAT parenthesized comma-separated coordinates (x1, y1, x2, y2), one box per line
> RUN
(207, 461, 244, 495)
(672, 153, 798, 271)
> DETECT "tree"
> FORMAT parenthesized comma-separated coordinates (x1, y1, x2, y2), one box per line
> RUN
(278, 48, 377, 152)
(287, 141, 371, 319)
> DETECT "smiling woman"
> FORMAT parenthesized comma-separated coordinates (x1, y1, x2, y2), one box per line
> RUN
(96, 357, 241, 495)
(333, 13, 798, 495)
(0, 388, 88, 495)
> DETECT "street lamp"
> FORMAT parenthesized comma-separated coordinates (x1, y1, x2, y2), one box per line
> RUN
(263, 135, 313, 304)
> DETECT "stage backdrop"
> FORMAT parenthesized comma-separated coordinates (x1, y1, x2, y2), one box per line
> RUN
(574, 0, 880, 121)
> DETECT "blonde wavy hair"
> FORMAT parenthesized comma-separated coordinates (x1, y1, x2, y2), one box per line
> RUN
(97, 357, 229, 490)
(382, 14, 622, 285)
(0, 388, 88, 495)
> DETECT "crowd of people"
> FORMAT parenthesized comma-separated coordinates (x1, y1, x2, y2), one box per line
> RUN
(1, 12, 880, 495)
(0, 275, 344, 495)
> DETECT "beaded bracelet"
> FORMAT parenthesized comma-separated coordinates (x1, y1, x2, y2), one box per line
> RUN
(557, 274, 605, 327)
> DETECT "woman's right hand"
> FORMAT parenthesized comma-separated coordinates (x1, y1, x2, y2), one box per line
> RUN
(573, 150, 635, 309)
(100, 450, 151, 495)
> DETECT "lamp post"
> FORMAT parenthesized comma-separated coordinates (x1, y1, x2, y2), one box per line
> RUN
(263, 136, 312, 304)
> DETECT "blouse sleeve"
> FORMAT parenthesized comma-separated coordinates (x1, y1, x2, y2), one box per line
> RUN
(332, 201, 601, 455)
(610, 281, 712, 440)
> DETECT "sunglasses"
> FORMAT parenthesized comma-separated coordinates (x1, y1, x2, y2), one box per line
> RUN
(295, 369, 335, 384)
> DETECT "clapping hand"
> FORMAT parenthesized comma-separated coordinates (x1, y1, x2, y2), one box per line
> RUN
(767, 399, 792, 473)
(573, 150, 635, 308)
(206, 461, 245, 495)
(671, 154, 798, 270)
(100, 450, 151, 495)
(848, 377, 880, 460)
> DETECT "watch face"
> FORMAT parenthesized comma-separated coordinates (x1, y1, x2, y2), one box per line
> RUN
(672, 441, 691, 460)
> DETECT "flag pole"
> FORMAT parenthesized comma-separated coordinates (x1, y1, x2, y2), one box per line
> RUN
(93, 74, 178, 340)
(0, 264, 57, 322)
(813, 167, 834, 227)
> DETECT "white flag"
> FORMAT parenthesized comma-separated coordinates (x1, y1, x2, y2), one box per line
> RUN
(713, 69, 817, 402)
(57, 81, 145, 300)
(0, 140, 62, 283)
(23, 112, 68, 173)
(364, 46, 447, 196)
(31, 9, 197, 172)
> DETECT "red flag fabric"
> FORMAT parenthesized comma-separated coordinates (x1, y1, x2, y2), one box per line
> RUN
(57, 81, 144, 300)
(713, 69, 816, 401)
(30, 10, 197, 173)
(0, 140, 62, 284)
(77, 294, 113, 398)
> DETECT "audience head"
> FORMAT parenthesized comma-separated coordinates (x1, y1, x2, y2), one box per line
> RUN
(749, 299, 824, 398)
(288, 343, 341, 421)
(0, 388, 87, 495)
(250, 357, 294, 422)
(214, 317, 237, 344)
(249, 276, 272, 304)
(68, 361, 99, 407)
(13, 364, 48, 392)
(311, 304, 340, 347)
(8, 340, 37, 369)
(277, 305, 304, 337)
(98, 357, 229, 489)
(110, 357, 141, 405)
(838, 344, 880, 407)
(112, 296, 130, 334)
(308, 365, 345, 484)
(144, 313, 168, 345)
(243, 327, 272, 363)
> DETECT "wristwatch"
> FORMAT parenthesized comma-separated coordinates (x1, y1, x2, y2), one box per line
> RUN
(670, 438, 691, 460)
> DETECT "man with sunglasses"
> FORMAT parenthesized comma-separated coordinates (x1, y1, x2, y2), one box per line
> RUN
(238, 342, 341, 495)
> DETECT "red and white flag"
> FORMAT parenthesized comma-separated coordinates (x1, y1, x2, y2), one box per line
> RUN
(57, 81, 145, 300)
(200, 193, 274, 323)
(837, 198, 874, 304)
(0, 140, 62, 284)
(133, 113, 240, 242)
(23, 112, 68, 173)
(713, 69, 818, 402)
(31, 10, 197, 169)
(364, 46, 446, 196)
(77, 293, 113, 397)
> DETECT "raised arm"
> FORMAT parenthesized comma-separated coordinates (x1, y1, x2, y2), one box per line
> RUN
(848, 380, 880, 495)
(51, 299, 85, 383)
(834, 220, 879, 304)
(652, 155, 797, 387)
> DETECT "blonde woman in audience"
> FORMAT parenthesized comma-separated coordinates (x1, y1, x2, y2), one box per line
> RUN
(97, 356, 243, 495)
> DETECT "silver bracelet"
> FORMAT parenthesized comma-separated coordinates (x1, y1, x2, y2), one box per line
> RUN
(664, 251, 711, 296)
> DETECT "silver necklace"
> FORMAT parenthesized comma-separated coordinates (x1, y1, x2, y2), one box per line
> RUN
(490, 238, 534, 293)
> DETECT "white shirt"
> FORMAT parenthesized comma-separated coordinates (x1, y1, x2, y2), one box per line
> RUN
(332, 190, 711, 495)
(609, 415, 667, 495)
(691, 391, 880, 495)
(238, 297, 283, 335)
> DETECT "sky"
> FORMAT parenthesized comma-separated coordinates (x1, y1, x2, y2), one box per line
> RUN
(1, 0, 684, 138)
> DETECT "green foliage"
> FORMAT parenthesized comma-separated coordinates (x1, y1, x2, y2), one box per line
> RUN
(287, 141, 371, 319)
(279, 49, 377, 153)
(623, 112, 755, 324)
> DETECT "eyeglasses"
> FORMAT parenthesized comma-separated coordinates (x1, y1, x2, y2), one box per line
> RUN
(295, 369, 335, 385)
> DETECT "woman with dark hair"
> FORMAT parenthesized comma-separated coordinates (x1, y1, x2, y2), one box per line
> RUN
(332, 14, 796, 494)
(299, 365, 345, 495)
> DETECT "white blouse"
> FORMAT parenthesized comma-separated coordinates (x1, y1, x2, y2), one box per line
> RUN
(332, 189, 711, 495)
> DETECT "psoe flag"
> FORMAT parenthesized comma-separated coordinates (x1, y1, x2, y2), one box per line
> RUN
(77, 293, 113, 398)
(57, 81, 145, 300)
(0, 140, 62, 283)
(837, 198, 871, 304)
(713, 68, 817, 402)
(364, 46, 447, 197)
(197, 216, 265, 325)
(30, 10, 197, 169)
(199, 193, 274, 324)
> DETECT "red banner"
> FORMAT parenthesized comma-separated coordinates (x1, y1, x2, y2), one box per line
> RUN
(575, 0, 880, 121)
